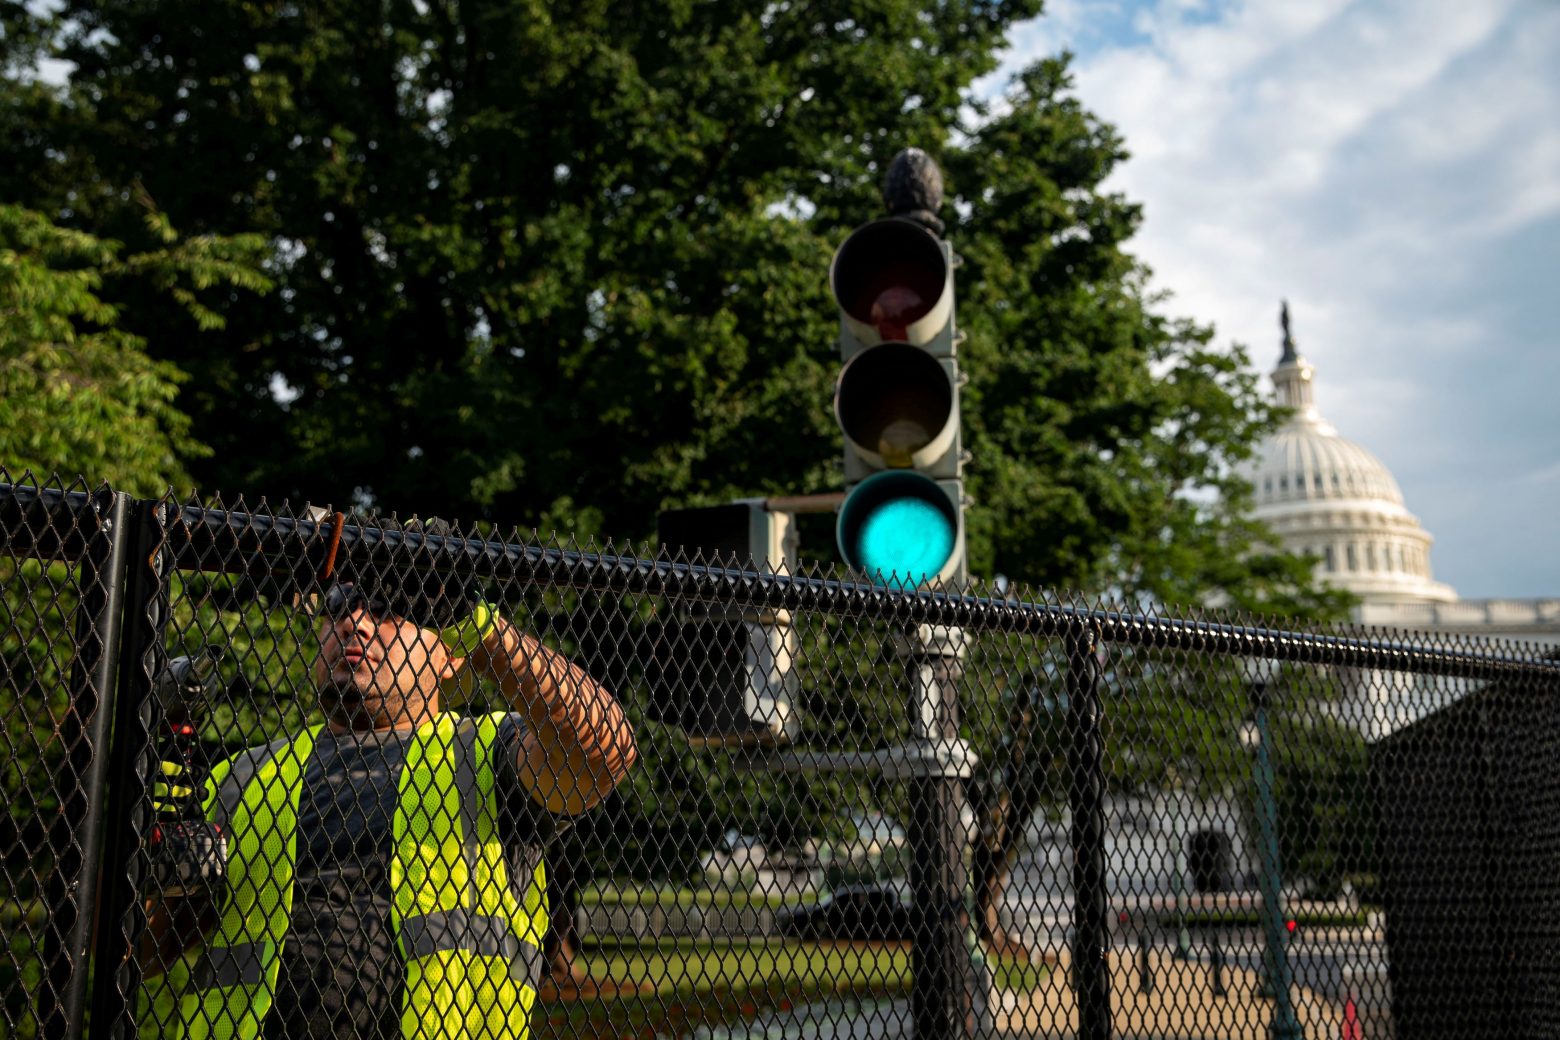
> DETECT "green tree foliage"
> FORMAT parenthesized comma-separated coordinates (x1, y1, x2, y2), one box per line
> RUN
(6, 0, 1326, 599)
(1272, 707, 1374, 899)
(7, 1, 1342, 611)
(0, 203, 272, 495)
(2, 0, 1364, 970)
(0, 154, 269, 1030)
(0, 196, 269, 906)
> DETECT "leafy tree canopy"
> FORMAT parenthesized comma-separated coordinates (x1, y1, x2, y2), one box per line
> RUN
(0, 202, 271, 495)
(4, 0, 1341, 618)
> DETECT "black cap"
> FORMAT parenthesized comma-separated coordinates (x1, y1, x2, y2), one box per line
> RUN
(336, 516, 476, 630)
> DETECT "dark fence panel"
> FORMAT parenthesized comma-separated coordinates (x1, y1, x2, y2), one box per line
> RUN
(1373, 660, 1560, 1040)
(2, 477, 1559, 1040)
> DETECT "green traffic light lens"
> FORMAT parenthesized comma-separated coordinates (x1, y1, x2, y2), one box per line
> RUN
(837, 470, 962, 587)
(855, 498, 955, 586)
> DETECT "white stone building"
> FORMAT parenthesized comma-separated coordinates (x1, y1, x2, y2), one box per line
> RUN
(1248, 317, 1456, 608)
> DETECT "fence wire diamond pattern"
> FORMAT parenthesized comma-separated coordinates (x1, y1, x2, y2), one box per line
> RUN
(2, 475, 1557, 1040)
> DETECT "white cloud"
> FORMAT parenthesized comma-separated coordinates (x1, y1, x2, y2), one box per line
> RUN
(982, 0, 1560, 597)
(1523, 460, 1560, 486)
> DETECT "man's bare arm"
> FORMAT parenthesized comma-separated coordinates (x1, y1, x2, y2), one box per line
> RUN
(466, 618, 637, 815)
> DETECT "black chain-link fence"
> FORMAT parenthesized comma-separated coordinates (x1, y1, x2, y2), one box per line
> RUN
(4, 474, 1558, 1040)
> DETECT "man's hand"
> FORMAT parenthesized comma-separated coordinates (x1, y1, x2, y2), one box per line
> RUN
(152, 759, 199, 818)
(149, 749, 227, 899)
(438, 601, 499, 711)
(440, 601, 498, 657)
(146, 651, 227, 920)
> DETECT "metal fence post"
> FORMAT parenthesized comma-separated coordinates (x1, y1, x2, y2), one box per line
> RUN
(85, 499, 172, 1040)
(1246, 683, 1302, 1040)
(39, 489, 131, 1040)
(1066, 622, 1111, 1040)
(908, 625, 976, 1040)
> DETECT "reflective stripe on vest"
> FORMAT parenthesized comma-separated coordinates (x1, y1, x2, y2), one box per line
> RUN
(180, 714, 547, 1040)
(397, 907, 543, 984)
(203, 940, 268, 988)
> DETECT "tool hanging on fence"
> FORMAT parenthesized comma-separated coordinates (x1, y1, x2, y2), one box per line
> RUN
(146, 648, 228, 897)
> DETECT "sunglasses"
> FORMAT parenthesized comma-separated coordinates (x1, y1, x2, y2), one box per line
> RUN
(322, 582, 394, 620)
(321, 579, 464, 630)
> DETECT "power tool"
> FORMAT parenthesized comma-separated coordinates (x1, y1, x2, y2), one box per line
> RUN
(146, 649, 227, 898)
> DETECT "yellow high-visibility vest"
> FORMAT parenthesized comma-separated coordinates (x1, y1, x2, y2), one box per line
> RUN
(176, 713, 549, 1040)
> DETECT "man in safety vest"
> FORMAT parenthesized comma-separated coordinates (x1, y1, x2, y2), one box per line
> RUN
(139, 521, 638, 1040)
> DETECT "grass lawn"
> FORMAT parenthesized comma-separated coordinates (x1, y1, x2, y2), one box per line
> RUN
(534, 937, 1045, 1040)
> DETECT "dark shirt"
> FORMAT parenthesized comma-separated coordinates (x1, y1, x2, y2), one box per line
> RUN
(208, 716, 565, 1040)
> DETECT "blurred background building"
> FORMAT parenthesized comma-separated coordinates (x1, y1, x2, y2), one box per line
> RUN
(1242, 306, 1559, 740)
(1002, 308, 1560, 946)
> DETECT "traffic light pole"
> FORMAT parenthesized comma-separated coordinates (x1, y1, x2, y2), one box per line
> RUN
(907, 625, 979, 1040)
(734, 626, 984, 1040)
(827, 148, 981, 1039)
(734, 145, 984, 1038)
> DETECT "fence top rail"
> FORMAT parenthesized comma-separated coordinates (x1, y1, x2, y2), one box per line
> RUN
(0, 479, 117, 560)
(4, 480, 1557, 683)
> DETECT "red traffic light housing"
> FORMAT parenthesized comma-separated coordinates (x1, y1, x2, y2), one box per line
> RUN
(831, 218, 954, 352)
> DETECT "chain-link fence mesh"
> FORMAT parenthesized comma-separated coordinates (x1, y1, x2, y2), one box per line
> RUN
(3, 475, 1558, 1040)
(2, 478, 129, 1040)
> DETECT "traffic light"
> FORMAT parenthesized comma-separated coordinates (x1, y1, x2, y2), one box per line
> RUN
(649, 501, 800, 747)
(831, 155, 967, 589)
(657, 502, 793, 572)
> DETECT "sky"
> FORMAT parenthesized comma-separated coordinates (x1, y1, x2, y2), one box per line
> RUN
(975, 0, 1560, 599)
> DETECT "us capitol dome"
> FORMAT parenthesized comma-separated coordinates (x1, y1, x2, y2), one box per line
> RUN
(1244, 303, 1455, 606)
(1243, 303, 1557, 643)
